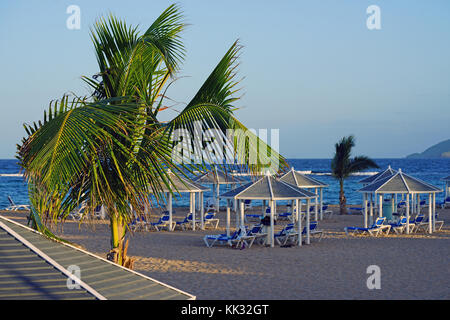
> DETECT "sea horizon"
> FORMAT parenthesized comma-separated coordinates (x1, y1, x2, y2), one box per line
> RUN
(2, 158, 449, 210)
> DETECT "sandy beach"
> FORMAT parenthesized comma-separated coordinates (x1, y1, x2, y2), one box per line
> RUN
(1, 205, 449, 300)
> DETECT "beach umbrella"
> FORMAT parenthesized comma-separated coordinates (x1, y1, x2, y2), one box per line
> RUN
(279, 167, 329, 220)
(358, 169, 442, 233)
(194, 167, 246, 212)
(220, 171, 317, 247)
(152, 170, 209, 231)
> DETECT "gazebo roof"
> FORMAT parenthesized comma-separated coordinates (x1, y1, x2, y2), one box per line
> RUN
(358, 170, 442, 194)
(442, 175, 450, 182)
(358, 165, 397, 185)
(158, 171, 209, 193)
(194, 169, 246, 185)
(279, 167, 328, 188)
(220, 174, 317, 200)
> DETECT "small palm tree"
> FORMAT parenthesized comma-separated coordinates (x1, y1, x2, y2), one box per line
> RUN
(331, 135, 378, 215)
(17, 4, 287, 267)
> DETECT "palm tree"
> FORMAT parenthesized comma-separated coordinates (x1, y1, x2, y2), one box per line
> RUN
(331, 135, 378, 215)
(17, 4, 287, 267)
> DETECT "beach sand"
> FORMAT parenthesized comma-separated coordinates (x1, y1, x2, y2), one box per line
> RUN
(2, 205, 449, 300)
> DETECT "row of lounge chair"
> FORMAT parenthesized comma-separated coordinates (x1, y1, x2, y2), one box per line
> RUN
(203, 221, 324, 249)
(128, 211, 220, 232)
(344, 214, 444, 237)
(246, 205, 333, 223)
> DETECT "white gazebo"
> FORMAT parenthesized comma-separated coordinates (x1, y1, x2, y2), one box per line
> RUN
(358, 169, 442, 234)
(279, 167, 329, 220)
(194, 168, 246, 212)
(220, 172, 317, 247)
(358, 165, 397, 215)
(155, 170, 209, 230)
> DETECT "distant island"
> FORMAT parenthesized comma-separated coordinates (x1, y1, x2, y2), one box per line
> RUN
(406, 139, 450, 159)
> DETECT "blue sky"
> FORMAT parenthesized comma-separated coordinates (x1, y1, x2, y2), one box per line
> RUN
(0, 0, 449, 159)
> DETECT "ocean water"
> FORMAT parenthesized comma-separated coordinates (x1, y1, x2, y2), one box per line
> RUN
(1, 158, 449, 210)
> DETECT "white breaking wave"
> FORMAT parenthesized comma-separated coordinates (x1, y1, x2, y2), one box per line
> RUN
(296, 170, 378, 176)
(0, 173, 24, 177)
(231, 170, 378, 176)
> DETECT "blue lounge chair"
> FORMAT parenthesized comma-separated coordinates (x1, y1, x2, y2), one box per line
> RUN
(245, 213, 264, 222)
(150, 214, 175, 231)
(419, 213, 444, 231)
(128, 216, 148, 232)
(344, 217, 389, 236)
(397, 201, 406, 209)
(203, 227, 247, 248)
(278, 211, 292, 220)
(283, 221, 324, 245)
(274, 223, 295, 245)
(438, 196, 450, 209)
(389, 216, 408, 234)
(322, 205, 333, 218)
(409, 214, 425, 233)
(246, 207, 269, 222)
(301, 221, 324, 241)
(239, 224, 267, 248)
(349, 207, 363, 214)
(174, 213, 193, 230)
(199, 212, 219, 229)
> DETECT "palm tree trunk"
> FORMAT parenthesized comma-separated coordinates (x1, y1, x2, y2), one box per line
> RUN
(109, 213, 124, 265)
(339, 179, 347, 215)
(108, 213, 134, 269)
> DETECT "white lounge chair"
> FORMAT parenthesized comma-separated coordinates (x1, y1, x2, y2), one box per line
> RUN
(5, 196, 30, 211)
(344, 217, 390, 237)
(199, 212, 220, 229)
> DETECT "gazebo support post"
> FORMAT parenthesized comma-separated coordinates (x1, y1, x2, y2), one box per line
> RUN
(428, 193, 433, 234)
(296, 199, 302, 246)
(369, 193, 374, 225)
(168, 193, 173, 231)
(240, 200, 245, 229)
(417, 194, 421, 214)
(226, 201, 230, 237)
(191, 192, 196, 231)
(216, 184, 220, 213)
(236, 200, 240, 230)
(378, 194, 383, 218)
(290, 200, 295, 223)
(200, 192, 204, 230)
(432, 192, 436, 232)
(406, 194, 410, 234)
(270, 200, 275, 248)
(363, 193, 368, 228)
(391, 194, 395, 216)
(320, 188, 324, 220)
(314, 188, 318, 221)
(306, 198, 311, 245)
